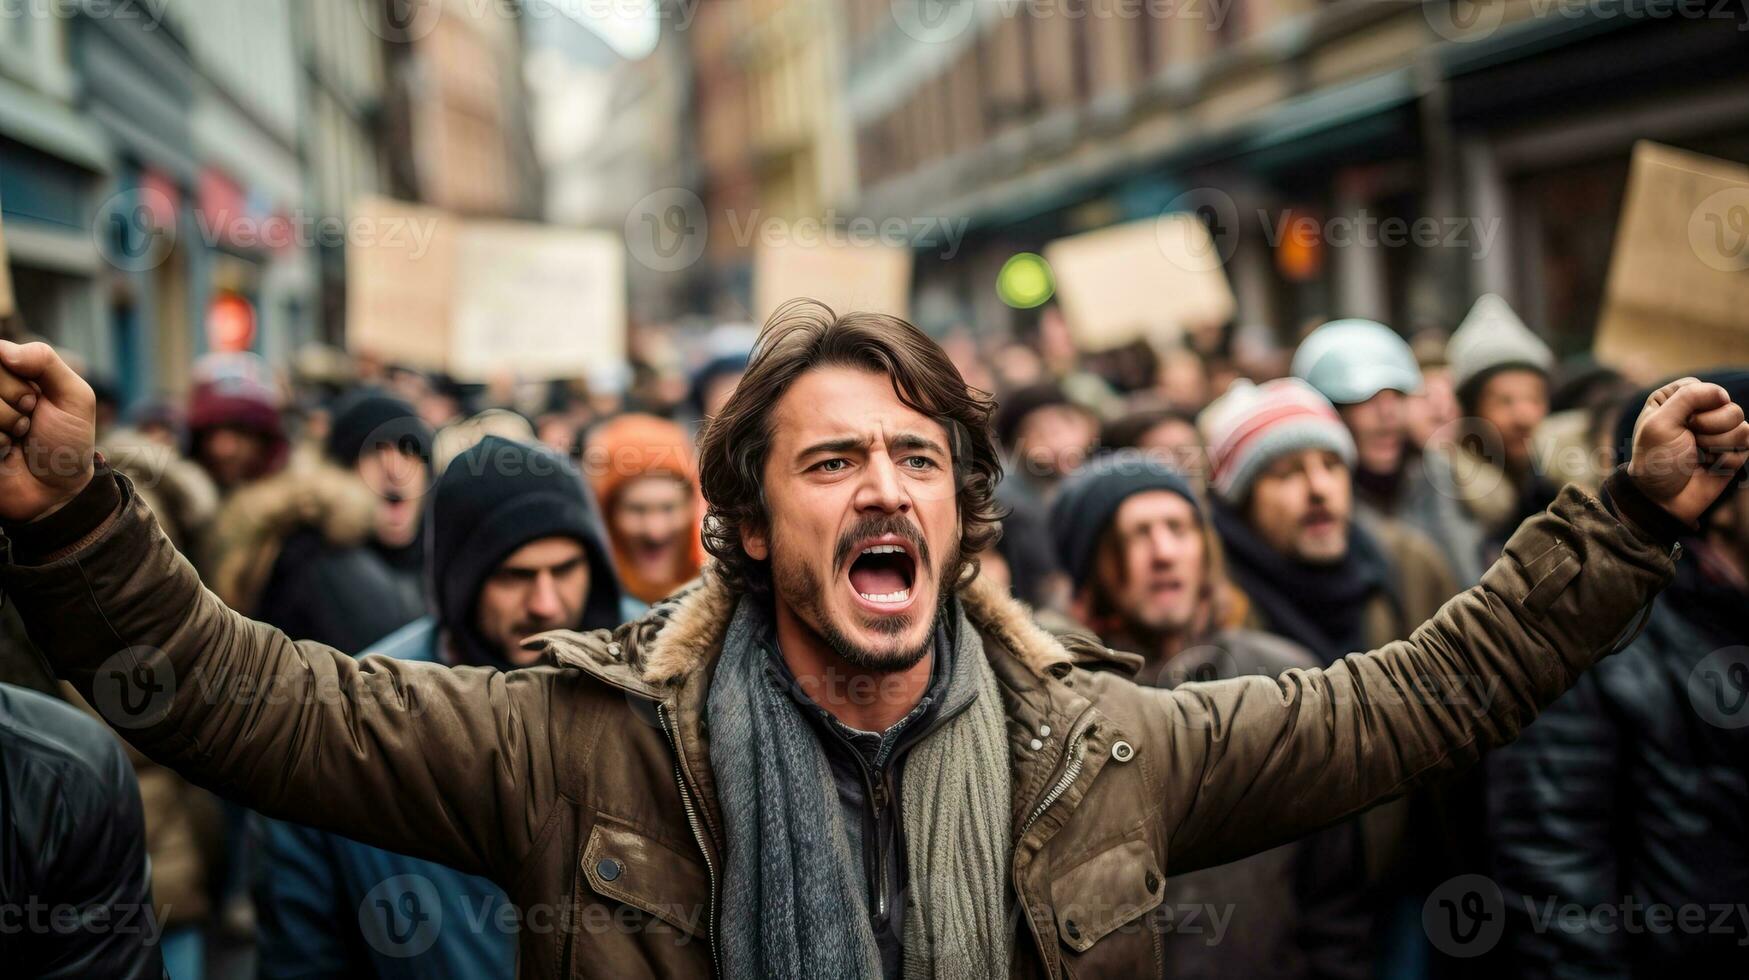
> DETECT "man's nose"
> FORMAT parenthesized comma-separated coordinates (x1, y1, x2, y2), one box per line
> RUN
(855, 453, 910, 514)
(1147, 526, 1180, 566)
(527, 572, 564, 620)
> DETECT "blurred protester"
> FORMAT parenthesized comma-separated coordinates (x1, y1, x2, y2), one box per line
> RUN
(1050, 454, 1370, 979)
(1103, 405, 1206, 480)
(254, 436, 624, 979)
(995, 382, 1099, 511)
(1536, 357, 1633, 494)
(1294, 318, 1487, 585)
(1199, 379, 1460, 971)
(1445, 294, 1560, 561)
(0, 682, 164, 979)
(1489, 371, 1749, 978)
(101, 425, 219, 560)
(187, 352, 289, 494)
(1199, 379, 1457, 666)
(985, 496, 1068, 614)
(1406, 328, 1459, 449)
(1158, 343, 1212, 413)
(586, 414, 707, 617)
(205, 391, 431, 655)
(687, 350, 751, 429)
(125, 399, 187, 450)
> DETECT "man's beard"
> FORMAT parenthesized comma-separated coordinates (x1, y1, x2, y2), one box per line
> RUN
(770, 518, 961, 673)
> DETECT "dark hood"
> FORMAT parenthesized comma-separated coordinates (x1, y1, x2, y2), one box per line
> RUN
(428, 436, 624, 668)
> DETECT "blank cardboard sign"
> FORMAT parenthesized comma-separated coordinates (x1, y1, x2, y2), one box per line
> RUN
(1045, 214, 1235, 353)
(1595, 142, 1749, 383)
(753, 238, 913, 323)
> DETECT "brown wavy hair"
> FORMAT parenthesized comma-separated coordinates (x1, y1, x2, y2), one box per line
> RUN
(698, 299, 1003, 596)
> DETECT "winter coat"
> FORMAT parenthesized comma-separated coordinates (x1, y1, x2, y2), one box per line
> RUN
(0, 683, 163, 979)
(1488, 543, 1749, 977)
(254, 617, 517, 980)
(1356, 448, 1489, 587)
(204, 456, 424, 654)
(1121, 628, 1372, 980)
(0, 470, 1679, 979)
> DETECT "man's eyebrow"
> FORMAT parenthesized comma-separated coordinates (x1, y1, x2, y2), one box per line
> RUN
(892, 432, 948, 456)
(796, 436, 868, 459)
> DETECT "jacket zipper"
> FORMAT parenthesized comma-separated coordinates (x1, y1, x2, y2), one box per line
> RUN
(1020, 720, 1093, 839)
(657, 703, 720, 976)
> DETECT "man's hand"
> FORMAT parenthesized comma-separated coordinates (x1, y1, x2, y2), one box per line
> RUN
(1627, 376, 1749, 527)
(0, 340, 97, 524)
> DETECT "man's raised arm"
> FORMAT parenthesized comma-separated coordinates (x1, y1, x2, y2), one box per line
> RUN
(1143, 377, 1749, 873)
(0, 341, 562, 882)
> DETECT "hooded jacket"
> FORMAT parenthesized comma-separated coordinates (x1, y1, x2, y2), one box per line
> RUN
(255, 437, 625, 978)
(0, 466, 1683, 978)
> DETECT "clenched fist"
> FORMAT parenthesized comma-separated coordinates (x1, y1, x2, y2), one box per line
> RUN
(1627, 376, 1749, 527)
(0, 340, 97, 525)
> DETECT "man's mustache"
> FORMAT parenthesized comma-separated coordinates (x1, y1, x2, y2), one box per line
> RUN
(833, 515, 931, 571)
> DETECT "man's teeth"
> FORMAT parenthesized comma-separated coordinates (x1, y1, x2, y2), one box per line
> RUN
(858, 589, 911, 604)
(861, 544, 906, 556)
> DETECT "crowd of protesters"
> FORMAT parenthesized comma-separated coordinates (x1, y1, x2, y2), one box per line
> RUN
(0, 289, 1744, 979)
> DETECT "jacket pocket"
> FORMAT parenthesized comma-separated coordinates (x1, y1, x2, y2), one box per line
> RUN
(1050, 838, 1166, 955)
(577, 816, 710, 939)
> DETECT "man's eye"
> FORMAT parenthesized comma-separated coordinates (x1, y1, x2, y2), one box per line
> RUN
(902, 456, 938, 470)
(816, 458, 849, 473)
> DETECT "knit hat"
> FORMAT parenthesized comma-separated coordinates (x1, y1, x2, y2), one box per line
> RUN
(429, 436, 623, 668)
(324, 390, 433, 470)
(1049, 452, 1201, 589)
(585, 413, 707, 604)
(1291, 319, 1422, 405)
(1198, 379, 1356, 505)
(1447, 294, 1554, 401)
(186, 352, 288, 475)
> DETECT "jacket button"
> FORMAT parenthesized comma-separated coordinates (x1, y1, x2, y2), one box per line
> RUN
(1064, 919, 1081, 941)
(1029, 738, 1043, 751)
(1146, 870, 1160, 892)
(1038, 724, 1051, 738)
(596, 858, 622, 882)
(1111, 740, 1134, 762)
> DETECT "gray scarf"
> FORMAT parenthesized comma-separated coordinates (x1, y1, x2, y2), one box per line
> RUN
(708, 597, 1013, 980)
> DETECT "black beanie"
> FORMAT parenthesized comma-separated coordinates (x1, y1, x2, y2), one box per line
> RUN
(429, 436, 624, 668)
(326, 390, 433, 470)
(1049, 452, 1202, 590)
(1612, 370, 1749, 531)
(995, 383, 1076, 452)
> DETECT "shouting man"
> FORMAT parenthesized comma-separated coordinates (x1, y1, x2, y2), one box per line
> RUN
(0, 303, 1744, 979)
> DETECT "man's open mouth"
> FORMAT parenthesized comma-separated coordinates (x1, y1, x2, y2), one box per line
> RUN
(845, 536, 919, 609)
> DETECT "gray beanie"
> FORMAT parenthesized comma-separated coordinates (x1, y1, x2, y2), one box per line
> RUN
(1448, 294, 1554, 397)
(1049, 452, 1201, 590)
(1292, 319, 1423, 405)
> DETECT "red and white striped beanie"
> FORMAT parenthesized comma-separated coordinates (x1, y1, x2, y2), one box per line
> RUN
(1197, 378, 1357, 504)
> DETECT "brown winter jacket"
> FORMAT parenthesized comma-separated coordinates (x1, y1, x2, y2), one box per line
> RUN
(0, 471, 1676, 979)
